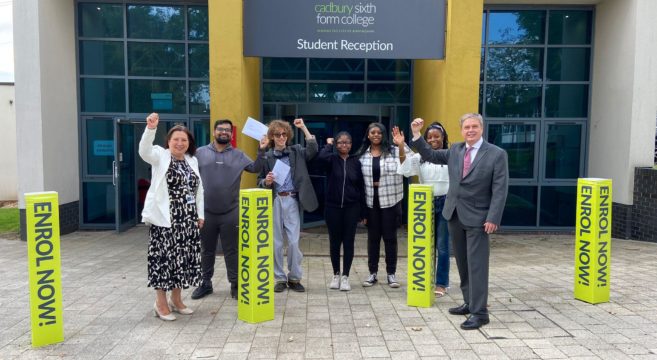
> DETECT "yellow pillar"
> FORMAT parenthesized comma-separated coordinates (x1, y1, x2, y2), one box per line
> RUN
(413, 0, 483, 141)
(209, 0, 261, 187)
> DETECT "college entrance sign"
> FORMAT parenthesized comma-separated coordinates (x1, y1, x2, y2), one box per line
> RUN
(244, 0, 446, 59)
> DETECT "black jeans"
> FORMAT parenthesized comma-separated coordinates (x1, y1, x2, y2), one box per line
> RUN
(325, 203, 360, 276)
(366, 197, 400, 275)
(200, 207, 239, 286)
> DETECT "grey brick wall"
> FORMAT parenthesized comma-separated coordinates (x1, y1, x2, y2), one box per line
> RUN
(631, 167, 657, 242)
(20, 201, 79, 241)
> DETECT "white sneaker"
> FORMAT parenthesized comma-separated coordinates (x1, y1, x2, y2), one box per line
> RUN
(387, 274, 400, 288)
(329, 274, 340, 289)
(339, 275, 351, 291)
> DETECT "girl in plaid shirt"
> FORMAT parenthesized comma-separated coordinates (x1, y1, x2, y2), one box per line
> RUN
(355, 122, 412, 288)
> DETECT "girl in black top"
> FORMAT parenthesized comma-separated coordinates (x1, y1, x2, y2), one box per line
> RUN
(318, 131, 365, 291)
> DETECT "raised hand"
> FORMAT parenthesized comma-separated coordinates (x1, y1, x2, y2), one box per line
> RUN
(411, 118, 424, 138)
(293, 118, 305, 128)
(146, 113, 159, 129)
(259, 135, 269, 150)
(391, 126, 405, 146)
(326, 137, 334, 145)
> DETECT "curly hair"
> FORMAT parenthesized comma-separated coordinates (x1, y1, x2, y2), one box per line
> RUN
(266, 119, 294, 148)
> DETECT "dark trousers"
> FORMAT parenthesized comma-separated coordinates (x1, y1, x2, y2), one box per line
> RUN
(366, 198, 400, 275)
(325, 204, 360, 276)
(448, 210, 490, 317)
(200, 207, 239, 286)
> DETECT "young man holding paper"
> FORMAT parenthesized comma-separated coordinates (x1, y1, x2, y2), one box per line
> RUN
(192, 119, 268, 300)
(258, 118, 318, 293)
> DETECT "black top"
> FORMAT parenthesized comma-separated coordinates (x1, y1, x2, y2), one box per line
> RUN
(372, 156, 381, 183)
(318, 144, 366, 214)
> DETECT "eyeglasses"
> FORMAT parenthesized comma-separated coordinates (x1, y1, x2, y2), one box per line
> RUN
(216, 128, 232, 133)
(273, 132, 288, 138)
(336, 141, 352, 145)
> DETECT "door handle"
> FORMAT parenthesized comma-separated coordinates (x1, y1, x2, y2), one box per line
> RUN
(112, 160, 117, 186)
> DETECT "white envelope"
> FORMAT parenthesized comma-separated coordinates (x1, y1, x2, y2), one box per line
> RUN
(242, 117, 269, 141)
(272, 160, 291, 186)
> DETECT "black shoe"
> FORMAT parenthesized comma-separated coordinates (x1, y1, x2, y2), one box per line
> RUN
(460, 315, 490, 330)
(230, 282, 238, 299)
(287, 281, 305, 292)
(448, 303, 470, 315)
(191, 283, 213, 300)
(274, 282, 287, 293)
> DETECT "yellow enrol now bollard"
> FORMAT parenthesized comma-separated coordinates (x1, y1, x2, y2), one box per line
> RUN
(574, 178, 612, 304)
(407, 184, 435, 307)
(25, 192, 64, 347)
(237, 189, 274, 323)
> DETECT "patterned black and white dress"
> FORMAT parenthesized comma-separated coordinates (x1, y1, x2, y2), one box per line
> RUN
(147, 157, 202, 290)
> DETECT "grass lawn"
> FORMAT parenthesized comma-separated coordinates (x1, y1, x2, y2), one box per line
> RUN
(0, 208, 19, 233)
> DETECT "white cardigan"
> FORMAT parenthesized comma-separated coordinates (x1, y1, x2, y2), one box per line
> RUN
(138, 127, 204, 227)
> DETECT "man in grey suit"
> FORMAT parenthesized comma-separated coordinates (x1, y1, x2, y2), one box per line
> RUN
(410, 113, 508, 330)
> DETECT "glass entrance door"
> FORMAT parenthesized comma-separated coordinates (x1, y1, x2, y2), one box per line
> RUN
(301, 115, 377, 227)
(114, 119, 138, 231)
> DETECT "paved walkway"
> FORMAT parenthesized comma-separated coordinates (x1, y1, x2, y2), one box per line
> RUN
(1, 226, 657, 359)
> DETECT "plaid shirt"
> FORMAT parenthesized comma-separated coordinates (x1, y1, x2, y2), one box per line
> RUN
(359, 145, 412, 209)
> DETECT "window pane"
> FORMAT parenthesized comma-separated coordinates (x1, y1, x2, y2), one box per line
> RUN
(189, 44, 209, 78)
(486, 48, 543, 81)
(80, 78, 125, 112)
(310, 83, 364, 103)
(367, 83, 410, 103)
(263, 83, 306, 102)
(367, 59, 411, 81)
(78, 3, 123, 38)
(310, 59, 364, 80)
(488, 11, 545, 45)
(79, 41, 124, 76)
(485, 85, 541, 118)
(548, 10, 592, 45)
(192, 120, 210, 146)
(263, 58, 306, 80)
(85, 118, 114, 176)
(502, 186, 537, 226)
(128, 42, 185, 77)
(190, 81, 210, 115)
(540, 186, 576, 226)
(127, 5, 184, 40)
(545, 123, 582, 179)
(545, 84, 589, 118)
(83, 182, 115, 224)
(261, 104, 277, 125)
(487, 123, 536, 178)
(129, 80, 186, 113)
(546, 48, 590, 81)
(188, 6, 208, 40)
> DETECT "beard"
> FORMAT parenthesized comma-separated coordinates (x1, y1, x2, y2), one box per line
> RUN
(215, 136, 230, 144)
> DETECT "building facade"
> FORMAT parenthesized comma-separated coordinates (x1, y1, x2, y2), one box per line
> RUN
(13, 0, 657, 238)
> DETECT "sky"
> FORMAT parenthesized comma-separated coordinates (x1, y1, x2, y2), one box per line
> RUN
(0, 0, 14, 83)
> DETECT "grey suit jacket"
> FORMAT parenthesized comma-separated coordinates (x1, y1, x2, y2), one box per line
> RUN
(410, 137, 509, 227)
(257, 139, 319, 212)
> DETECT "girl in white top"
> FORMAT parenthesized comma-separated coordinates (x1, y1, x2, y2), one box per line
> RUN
(393, 122, 451, 297)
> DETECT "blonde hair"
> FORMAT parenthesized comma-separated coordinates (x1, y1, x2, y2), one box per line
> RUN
(459, 113, 483, 128)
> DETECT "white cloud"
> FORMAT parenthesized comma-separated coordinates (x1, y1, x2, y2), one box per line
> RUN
(0, 0, 14, 83)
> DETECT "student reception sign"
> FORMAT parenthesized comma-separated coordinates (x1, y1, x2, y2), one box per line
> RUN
(238, 189, 274, 323)
(243, 0, 446, 59)
(574, 178, 612, 304)
(25, 192, 64, 347)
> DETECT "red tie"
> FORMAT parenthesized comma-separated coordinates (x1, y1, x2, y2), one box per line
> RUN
(463, 146, 474, 178)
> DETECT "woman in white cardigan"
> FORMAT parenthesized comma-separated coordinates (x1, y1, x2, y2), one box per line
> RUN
(139, 113, 204, 321)
(393, 122, 451, 297)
